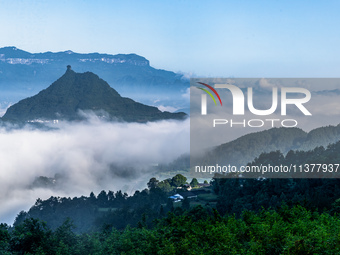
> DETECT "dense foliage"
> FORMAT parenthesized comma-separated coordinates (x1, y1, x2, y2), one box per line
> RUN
(213, 141, 340, 215)
(2, 204, 340, 254)
(14, 175, 190, 233)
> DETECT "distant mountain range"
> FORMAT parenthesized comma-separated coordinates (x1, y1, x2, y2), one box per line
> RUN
(0, 47, 189, 110)
(193, 124, 340, 168)
(1, 66, 186, 122)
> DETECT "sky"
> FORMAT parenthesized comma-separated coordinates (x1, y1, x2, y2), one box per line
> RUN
(1, 0, 340, 77)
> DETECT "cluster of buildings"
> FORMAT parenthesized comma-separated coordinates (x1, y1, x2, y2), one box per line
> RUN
(168, 182, 211, 202)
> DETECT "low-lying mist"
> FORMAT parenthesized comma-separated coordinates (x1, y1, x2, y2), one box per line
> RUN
(0, 114, 189, 224)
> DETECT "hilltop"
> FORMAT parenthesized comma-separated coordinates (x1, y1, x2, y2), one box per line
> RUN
(2, 66, 186, 122)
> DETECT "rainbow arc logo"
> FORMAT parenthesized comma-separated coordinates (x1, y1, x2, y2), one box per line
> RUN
(196, 82, 222, 106)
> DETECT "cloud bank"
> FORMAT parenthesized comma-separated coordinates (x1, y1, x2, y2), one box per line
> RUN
(0, 116, 189, 224)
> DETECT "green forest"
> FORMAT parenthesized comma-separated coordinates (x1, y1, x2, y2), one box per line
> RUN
(2, 141, 340, 254)
(2, 204, 340, 254)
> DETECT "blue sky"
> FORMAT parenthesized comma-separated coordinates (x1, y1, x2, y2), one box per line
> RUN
(0, 0, 340, 77)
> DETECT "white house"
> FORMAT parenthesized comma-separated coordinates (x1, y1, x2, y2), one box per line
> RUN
(169, 194, 184, 202)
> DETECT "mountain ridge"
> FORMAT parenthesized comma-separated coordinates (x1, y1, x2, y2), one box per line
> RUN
(0, 46, 149, 65)
(1, 66, 186, 122)
(0, 47, 189, 111)
(192, 124, 340, 168)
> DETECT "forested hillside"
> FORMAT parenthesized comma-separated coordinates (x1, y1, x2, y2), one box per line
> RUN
(4, 137, 340, 254)
(199, 125, 340, 167)
(2, 204, 340, 254)
(14, 174, 192, 233)
(213, 141, 340, 215)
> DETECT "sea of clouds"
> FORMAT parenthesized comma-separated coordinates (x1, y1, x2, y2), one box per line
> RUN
(0, 115, 189, 224)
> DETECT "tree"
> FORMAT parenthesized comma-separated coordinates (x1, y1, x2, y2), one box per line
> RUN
(53, 218, 77, 252)
(190, 178, 199, 188)
(166, 198, 174, 212)
(158, 180, 172, 193)
(89, 192, 96, 203)
(0, 223, 10, 253)
(115, 190, 127, 207)
(11, 218, 52, 254)
(97, 190, 108, 207)
(108, 190, 115, 202)
(159, 205, 165, 216)
(172, 174, 187, 187)
(147, 177, 159, 190)
(14, 211, 28, 226)
(182, 197, 190, 210)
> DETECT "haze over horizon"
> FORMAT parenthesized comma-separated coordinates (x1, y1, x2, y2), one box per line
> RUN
(1, 1, 340, 77)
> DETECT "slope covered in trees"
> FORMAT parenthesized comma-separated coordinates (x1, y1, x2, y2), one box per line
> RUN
(5, 136, 340, 254)
(213, 140, 340, 215)
(14, 140, 340, 234)
(198, 125, 340, 167)
(14, 174, 190, 233)
(2, 204, 340, 254)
